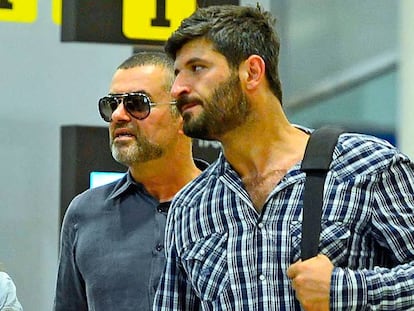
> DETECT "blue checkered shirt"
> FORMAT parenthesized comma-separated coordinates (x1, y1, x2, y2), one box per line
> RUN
(154, 132, 414, 310)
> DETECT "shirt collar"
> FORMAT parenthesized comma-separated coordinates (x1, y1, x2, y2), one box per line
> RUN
(107, 158, 211, 200)
(107, 171, 139, 200)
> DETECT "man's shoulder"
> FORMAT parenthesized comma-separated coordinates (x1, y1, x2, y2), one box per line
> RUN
(0, 272, 17, 302)
(71, 181, 118, 205)
(0, 271, 12, 288)
(64, 177, 128, 220)
(174, 159, 221, 202)
(336, 132, 397, 160)
(331, 132, 401, 178)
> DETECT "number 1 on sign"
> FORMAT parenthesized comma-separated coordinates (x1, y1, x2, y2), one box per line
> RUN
(123, 0, 196, 42)
(0, 0, 12, 9)
(151, 0, 170, 27)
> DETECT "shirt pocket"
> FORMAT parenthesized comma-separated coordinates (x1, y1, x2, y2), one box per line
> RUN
(290, 220, 351, 265)
(181, 232, 229, 302)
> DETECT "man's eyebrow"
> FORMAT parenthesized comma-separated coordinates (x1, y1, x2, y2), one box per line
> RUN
(186, 57, 205, 64)
(174, 57, 209, 74)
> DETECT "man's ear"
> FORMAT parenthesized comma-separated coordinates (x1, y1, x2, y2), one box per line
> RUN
(239, 55, 266, 91)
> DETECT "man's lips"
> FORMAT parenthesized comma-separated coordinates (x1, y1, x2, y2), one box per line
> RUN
(180, 103, 198, 112)
(177, 100, 201, 114)
(113, 128, 136, 140)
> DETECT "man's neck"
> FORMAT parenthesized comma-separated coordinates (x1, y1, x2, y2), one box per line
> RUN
(129, 158, 201, 202)
(221, 124, 310, 180)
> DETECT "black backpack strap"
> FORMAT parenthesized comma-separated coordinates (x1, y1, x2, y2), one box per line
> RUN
(300, 126, 345, 260)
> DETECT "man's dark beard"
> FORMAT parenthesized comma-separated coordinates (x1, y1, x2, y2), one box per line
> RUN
(181, 73, 249, 140)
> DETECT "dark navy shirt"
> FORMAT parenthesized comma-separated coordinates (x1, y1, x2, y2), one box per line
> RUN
(54, 159, 208, 311)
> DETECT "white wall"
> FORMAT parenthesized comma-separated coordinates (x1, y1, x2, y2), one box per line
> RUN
(399, 0, 414, 158)
(0, 1, 131, 309)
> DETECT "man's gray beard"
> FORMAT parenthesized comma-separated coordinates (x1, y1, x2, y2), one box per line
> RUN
(111, 140, 163, 166)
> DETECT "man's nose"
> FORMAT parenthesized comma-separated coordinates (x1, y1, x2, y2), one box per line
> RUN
(111, 100, 131, 122)
(170, 75, 191, 99)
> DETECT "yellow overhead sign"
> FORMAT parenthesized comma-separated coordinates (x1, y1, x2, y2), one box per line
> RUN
(0, 0, 37, 23)
(122, 0, 196, 41)
(0, 0, 237, 44)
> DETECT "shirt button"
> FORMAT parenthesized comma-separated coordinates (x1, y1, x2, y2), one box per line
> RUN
(259, 274, 266, 281)
(156, 244, 164, 252)
(258, 222, 264, 229)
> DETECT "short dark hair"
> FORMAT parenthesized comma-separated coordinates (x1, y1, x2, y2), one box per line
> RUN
(165, 5, 283, 104)
(117, 51, 175, 92)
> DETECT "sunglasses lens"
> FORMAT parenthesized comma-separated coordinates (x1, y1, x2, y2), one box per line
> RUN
(124, 94, 151, 120)
(98, 93, 152, 122)
(98, 97, 118, 122)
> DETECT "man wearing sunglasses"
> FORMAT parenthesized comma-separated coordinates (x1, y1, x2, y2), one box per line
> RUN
(53, 52, 208, 311)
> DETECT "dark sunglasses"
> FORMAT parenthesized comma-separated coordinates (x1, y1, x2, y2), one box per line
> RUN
(98, 92, 176, 122)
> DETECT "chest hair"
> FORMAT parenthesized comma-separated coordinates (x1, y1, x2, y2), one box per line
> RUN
(242, 169, 287, 213)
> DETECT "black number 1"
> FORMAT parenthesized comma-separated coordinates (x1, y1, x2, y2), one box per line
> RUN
(151, 0, 170, 27)
(0, 0, 13, 9)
